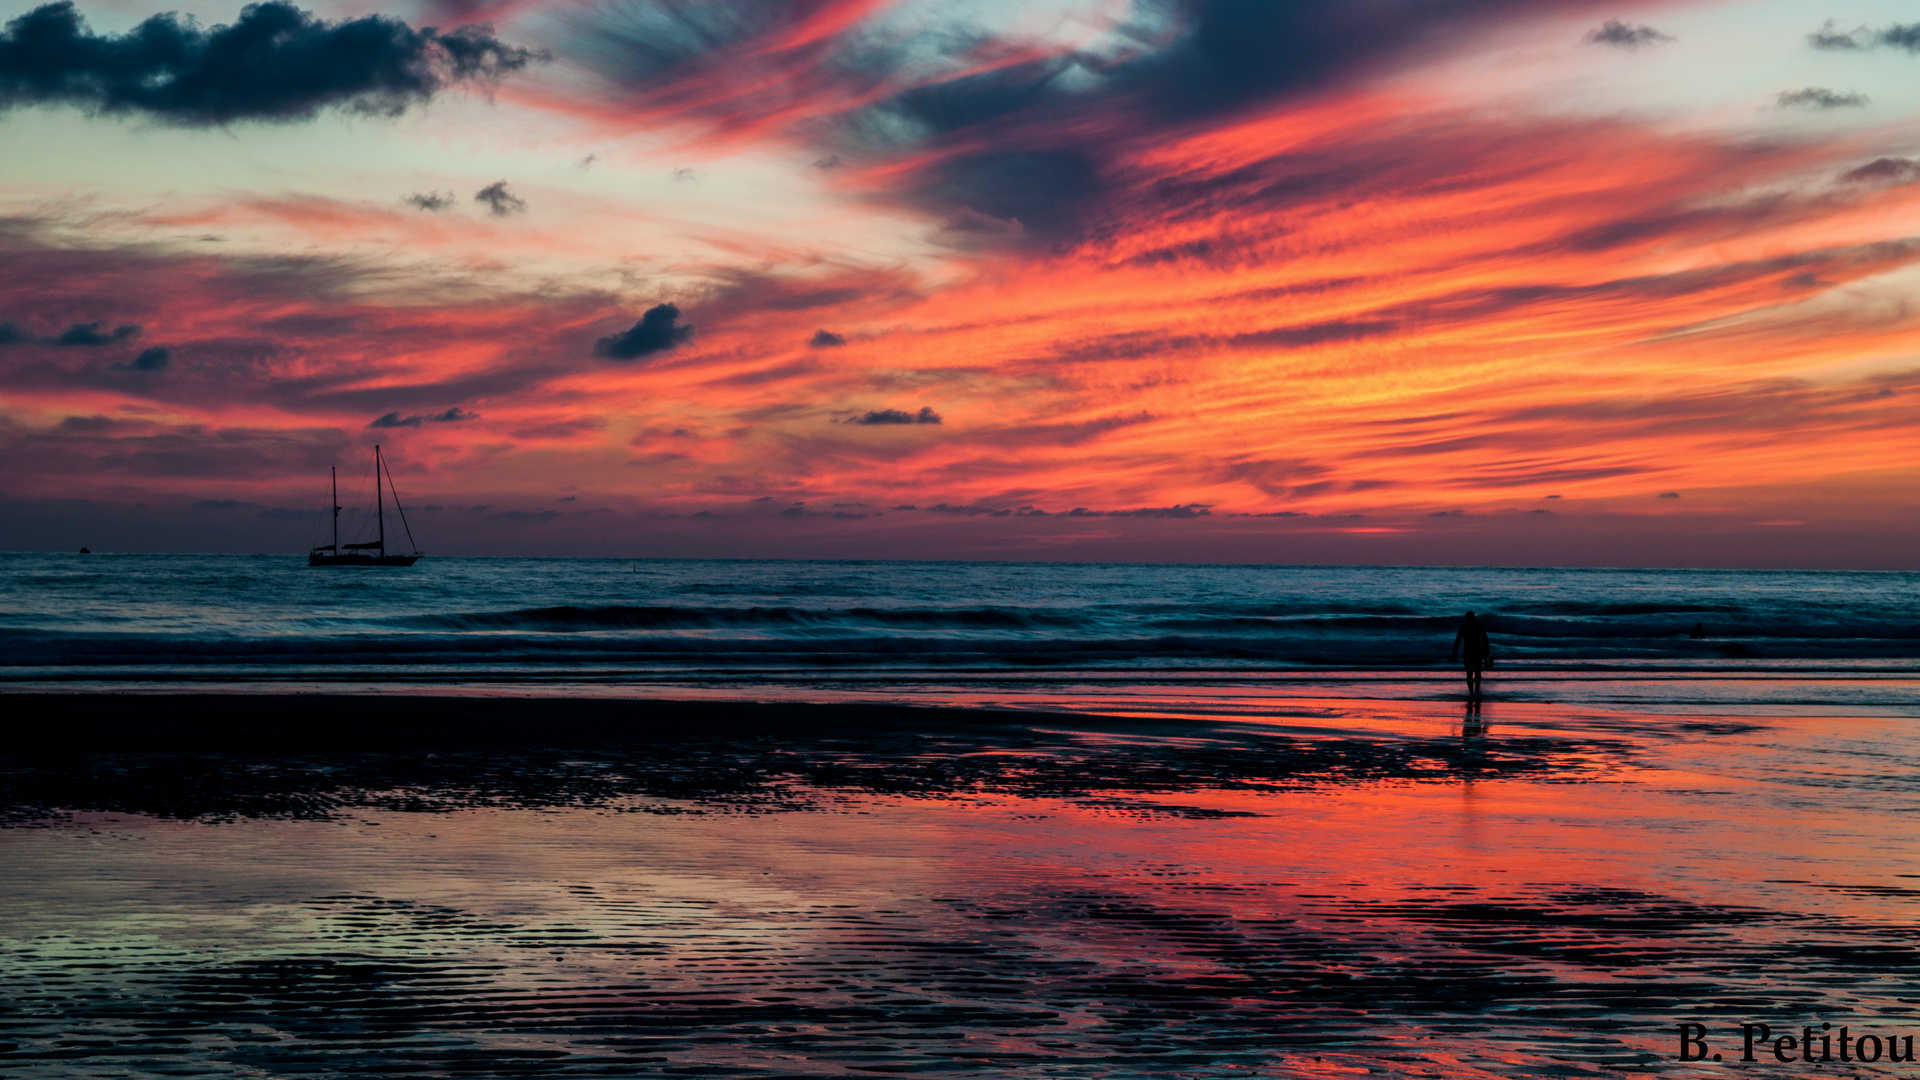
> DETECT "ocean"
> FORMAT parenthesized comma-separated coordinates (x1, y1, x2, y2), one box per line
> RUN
(4, 553, 1918, 715)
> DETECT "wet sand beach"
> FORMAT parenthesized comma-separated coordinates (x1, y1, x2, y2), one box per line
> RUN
(3, 692, 1919, 1078)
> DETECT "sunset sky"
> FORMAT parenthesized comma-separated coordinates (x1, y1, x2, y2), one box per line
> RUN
(4, 0, 1920, 564)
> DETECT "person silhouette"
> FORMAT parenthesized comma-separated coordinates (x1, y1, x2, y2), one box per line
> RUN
(1450, 610, 1491, 699)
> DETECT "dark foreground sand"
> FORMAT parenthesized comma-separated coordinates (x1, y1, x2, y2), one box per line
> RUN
(3, 693, 1918, 1078)
(1, 693, 1619, 824)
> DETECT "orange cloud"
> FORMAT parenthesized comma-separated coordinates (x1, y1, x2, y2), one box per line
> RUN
(8, 0, 1920, 564)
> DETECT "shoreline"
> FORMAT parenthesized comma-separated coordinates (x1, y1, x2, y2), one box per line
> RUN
(5, 669, 1918, 722)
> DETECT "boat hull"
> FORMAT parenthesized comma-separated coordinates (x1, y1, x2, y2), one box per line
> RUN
(308, 553, 421, 567)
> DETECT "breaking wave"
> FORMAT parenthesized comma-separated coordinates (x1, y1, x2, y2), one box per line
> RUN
(3, 556, 1918, 676)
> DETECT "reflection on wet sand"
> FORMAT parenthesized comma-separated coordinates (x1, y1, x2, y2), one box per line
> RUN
(3, 694, 1919, 1078)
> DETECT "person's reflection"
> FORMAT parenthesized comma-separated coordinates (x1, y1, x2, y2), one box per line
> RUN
(1462, 698, 1486, 739)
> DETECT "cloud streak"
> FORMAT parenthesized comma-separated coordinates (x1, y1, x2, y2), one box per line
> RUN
(7, 0, 1920, 562)
(851, 406, 939, 425)
(368, 407, 478, 428)
(1777, 88, 1867, 110)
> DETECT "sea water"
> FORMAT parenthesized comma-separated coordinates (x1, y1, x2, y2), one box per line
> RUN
(2, 553, 1917, 714)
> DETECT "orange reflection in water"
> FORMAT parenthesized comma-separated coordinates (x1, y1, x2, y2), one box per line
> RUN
(3, 698, 1917, 1077)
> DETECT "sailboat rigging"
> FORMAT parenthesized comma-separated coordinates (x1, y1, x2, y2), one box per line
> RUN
(308, 445, 423, 567)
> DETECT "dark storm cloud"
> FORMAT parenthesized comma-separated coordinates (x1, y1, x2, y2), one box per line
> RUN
(926, 211, 1025, 255)
(911, 150, 1100, 243)
(882, 0, 1638, 240)
(109, 345, 170, 371)
(0, 321, 26, 344)
(368, 406, 477, 428)
(851, 406, 940, 425)
(876, 53, 1078, 138)
(1113, 0, 1590, 122)
(0, 1, 542, 125)
(1583, 19, 1674, 48)
(58, 414, 123, 432)
(573, 0, 1601, 244)
(1776, 88, 1867, 110)
(54, 321, 139, 345)
(473, 181, 526, 216)
(809, 329, 846, 347)
(569, 0, 792, 85)
(853, 58, 1109, 239)
(404, 190, 456, 211)
(594, 303, 692, 360)
(1840, 158, 1920, 185)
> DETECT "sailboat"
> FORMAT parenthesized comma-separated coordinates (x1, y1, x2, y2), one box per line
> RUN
(308, 445, 423, 566)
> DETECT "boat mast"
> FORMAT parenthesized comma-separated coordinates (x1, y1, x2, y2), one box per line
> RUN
(375, 444, 386, 557)
(331, 466, 339, 552)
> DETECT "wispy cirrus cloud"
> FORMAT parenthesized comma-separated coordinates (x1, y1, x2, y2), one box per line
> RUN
(9, 0, 1920, 562)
